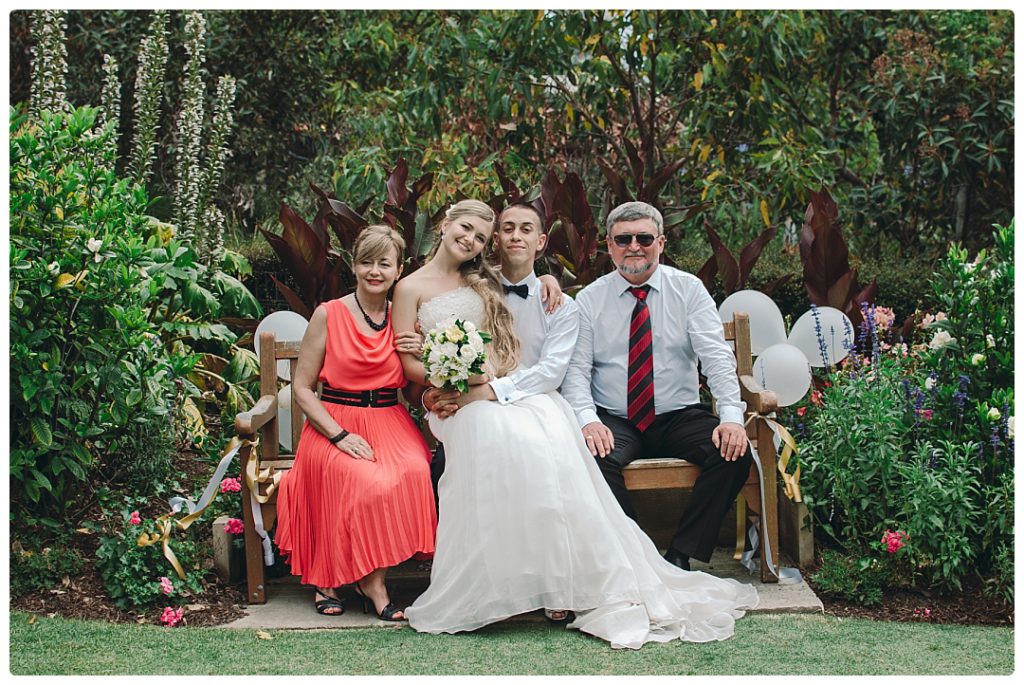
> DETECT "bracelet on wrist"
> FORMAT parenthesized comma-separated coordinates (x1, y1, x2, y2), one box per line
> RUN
(328, 429, 349, 445)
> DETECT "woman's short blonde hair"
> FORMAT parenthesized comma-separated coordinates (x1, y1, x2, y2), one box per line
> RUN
(353, 224, 406, 264)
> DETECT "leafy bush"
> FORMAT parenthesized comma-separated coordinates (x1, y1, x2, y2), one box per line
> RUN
(9, 106, 192, 524)
(10, 537, 84, 597)
(94, 499, 206, 610)
(798, 221, 1014, 600)
(810, 549, 886, 606)
(9, 105, 261, 529)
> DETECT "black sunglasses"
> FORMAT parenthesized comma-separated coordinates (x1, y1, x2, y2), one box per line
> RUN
(611, 233, 658, 247)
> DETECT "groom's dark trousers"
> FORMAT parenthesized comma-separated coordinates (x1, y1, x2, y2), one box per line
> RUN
(595, 403, 753, 563)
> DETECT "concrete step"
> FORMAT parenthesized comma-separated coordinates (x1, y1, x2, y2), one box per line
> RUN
(223, 547, 822, 630)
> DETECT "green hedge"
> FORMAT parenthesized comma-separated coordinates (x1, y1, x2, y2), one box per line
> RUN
(673, 247, 938, 325)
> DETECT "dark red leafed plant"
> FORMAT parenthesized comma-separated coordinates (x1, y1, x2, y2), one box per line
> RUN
(800, 188, 877, 328)
(538, 169, 612, 294)
(696, 222, 792, 297)
(260, 159, 435, 317)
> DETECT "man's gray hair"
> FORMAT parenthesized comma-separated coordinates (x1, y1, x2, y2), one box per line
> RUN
(606, 201, 663, 235)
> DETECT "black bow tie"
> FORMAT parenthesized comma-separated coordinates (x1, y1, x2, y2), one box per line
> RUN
(503, 283, 529, 299)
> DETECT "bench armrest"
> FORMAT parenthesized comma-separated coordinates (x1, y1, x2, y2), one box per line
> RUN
(739, 374, 778, 415)
(235, 394, 277, 439)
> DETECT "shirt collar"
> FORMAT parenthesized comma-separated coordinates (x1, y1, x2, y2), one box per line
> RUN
(614, 265, 662, 296)
(499, 271, 538, 294)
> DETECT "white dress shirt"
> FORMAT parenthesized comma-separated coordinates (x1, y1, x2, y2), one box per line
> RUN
(563, 265, 745, 428)
(488, 272, 580, 404)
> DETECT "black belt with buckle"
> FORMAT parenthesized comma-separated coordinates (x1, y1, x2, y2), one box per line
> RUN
(321, 386, 400, 408)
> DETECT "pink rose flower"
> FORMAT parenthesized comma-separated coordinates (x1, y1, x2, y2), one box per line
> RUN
(160, 606, 185, 627)
(129, 510, 142, 525)
(224, 518, 245, 535)
(916, 409, 933, 421)
(159, 576, 174, 596)
(219, 477, 242, 494)
(796, 407, 807, 417)
(881, 529, 908, 554)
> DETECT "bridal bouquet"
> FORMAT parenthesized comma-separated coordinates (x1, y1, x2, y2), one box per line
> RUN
(421, 318, 491, 393)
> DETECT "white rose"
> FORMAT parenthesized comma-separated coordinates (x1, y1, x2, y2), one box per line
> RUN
(927, 330, 955, 350)
(463, 321, 478, 333)
(971, 353, 986, 366)
(986, 334, 996, 349)
(86, 238, 103, 253)
(438, 342, 459, 360)
(1008, 416, 1014, 440)
(924, 377, 936, 391)
(987, 407, 1001, 421)
(428, 374, 445, 388)
(459, 344, 476, 361)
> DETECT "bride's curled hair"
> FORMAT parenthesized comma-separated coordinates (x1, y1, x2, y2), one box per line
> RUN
(431, 199, 520, 377)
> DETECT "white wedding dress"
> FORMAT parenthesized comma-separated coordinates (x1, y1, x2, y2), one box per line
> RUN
(404, 287, 758, 649)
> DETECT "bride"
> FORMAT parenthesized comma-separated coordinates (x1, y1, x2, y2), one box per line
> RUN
(391, 200, 757, 649)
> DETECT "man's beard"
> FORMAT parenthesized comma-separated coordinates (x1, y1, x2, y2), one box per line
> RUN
(616, 257, 655, 275)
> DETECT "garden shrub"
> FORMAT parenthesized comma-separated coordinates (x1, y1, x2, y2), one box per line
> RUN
(93, 495, 206, 610)
(9, 106, 192, 525)
(673, 246, 937, 330)
(798, 221, 1014, 600)
(10, 105, 261, 529)
(10, 535, 85, 597)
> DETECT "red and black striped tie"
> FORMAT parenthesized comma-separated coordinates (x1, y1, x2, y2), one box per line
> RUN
(627, 285, 655, 432)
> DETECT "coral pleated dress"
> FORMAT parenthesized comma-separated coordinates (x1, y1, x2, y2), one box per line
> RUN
(274, 298, 436, 588)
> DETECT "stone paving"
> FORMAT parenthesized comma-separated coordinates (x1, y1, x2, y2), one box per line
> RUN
(224, 548, 822, 630)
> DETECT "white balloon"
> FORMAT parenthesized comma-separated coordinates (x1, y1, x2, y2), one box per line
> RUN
(752, 343, 812, 407)
(787, 306, 854, 368)
(277, 384, 293, 452)
(254, 311, 308, 380)
(719, 290, 787, 355)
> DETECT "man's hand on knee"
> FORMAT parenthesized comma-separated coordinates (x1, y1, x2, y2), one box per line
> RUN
(581, 421, 615, 458)
(712, 422, 747, 461)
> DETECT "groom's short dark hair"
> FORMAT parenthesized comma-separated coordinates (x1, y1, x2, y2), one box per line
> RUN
(499, 201, 547, 234)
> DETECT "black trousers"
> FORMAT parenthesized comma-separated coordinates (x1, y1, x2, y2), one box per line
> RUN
(430, 443, 446, 514)
(595, 405, 753, 563)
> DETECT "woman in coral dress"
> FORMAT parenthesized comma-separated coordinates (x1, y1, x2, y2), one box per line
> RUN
(274, 224, 436, 620)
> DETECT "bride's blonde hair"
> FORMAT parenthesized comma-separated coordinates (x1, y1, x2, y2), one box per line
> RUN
(429, 199, 520, 377)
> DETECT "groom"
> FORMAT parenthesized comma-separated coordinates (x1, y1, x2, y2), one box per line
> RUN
(561, 201, 753, 572)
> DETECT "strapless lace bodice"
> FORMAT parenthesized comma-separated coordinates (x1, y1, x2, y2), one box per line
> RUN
(417, 286, 486, 333)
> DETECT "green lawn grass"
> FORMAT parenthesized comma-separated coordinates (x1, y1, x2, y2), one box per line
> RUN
(9, 611, 1013, 676)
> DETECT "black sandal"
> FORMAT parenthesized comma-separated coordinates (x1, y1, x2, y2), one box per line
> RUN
(314, 590, 345, 616)
(354, 582, 406, 622)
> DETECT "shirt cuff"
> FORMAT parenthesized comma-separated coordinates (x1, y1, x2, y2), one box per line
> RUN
(489, 377, 517, 405)
(577, 408, 601, 429)
(718, 405, 745, 426)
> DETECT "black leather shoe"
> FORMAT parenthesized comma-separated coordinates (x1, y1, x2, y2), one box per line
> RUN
(663, 548, 691, 571)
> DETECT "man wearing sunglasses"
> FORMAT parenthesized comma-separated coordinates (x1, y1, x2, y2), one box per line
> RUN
(562, 201, 753, 572)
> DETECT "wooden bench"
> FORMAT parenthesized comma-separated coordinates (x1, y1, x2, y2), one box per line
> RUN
(235, 332, 301, 605)
(622, 312, 780, 583)
(236, 313, 781, 604)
